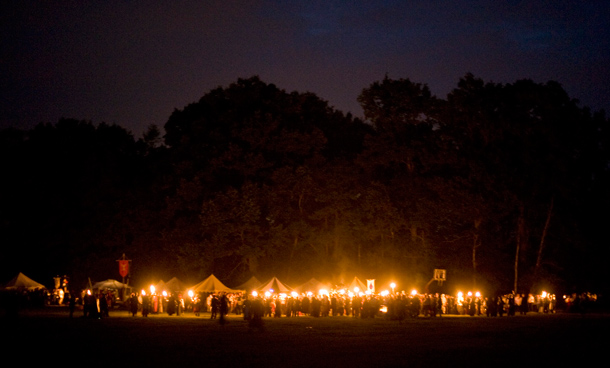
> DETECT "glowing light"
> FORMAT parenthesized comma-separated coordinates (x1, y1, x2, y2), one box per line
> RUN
(541, 291, 547, 298)
(319, 289, 329, 296)
(252, 291, 258, 297)
(86, 289, 91, 295)
(411, 289, 418, 296)
(467, 291, 473, 297)
(188, 290, 194, 298)
(141, 290, 146, 296)
(475, 291, 481, 298)
(380, 290, 390, 297)
(264, 291, 271, 298)
(150, 285, 156, 294)
(269, 288, 274, 293)
(291, 291, 299, 298)
(307, 291, 313, 297)
(354, 287, 360, 293)
(380, 306, 388, 313)
(162, 291, 168, 297)
(390, 282, 396, 289)
(457, 292, 464, 306)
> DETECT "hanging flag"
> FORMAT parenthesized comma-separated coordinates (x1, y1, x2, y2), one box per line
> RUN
(119, 260, 130, 278)
(117, 253, 131, 279)
(367, 279, 375, 293)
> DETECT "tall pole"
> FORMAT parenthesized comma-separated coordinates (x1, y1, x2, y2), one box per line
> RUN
(514, 205, 525, 294)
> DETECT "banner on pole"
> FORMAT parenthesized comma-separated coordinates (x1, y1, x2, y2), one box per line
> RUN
(119, 260, 129, 278)
(117, 253, 131, 279)
(367, 279, 375, 293)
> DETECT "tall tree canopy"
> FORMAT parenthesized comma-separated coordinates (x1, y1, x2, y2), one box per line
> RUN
(1, 75, 607, 295)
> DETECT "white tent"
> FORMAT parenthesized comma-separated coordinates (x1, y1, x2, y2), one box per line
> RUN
(234, 276, 261, 293)
(347, 277, 367, 293)
(294, 278, 332, 294)
(2, 272, 46, 290)
(153, 279, 166, 292)
(164, 277, 187, 293)
(257, 276, 293, 294)
(189, 274, 242, 293)
(91, 279, 129, 290)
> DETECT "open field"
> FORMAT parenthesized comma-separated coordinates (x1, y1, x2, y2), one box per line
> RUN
(2, 308, 608, 367)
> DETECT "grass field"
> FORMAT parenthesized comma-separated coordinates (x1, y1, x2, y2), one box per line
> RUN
(2, 308, 608, 367)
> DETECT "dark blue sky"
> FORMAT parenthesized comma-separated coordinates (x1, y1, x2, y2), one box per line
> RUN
(2, 1, 609, 137)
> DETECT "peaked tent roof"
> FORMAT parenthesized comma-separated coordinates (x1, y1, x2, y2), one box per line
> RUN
(91, 279, 130, 290)
(164, 277, 187, 293)
(189, 274, 243, 293)
(2, 272, 46, 290)
(153, 279, 166, 291)
(257, 276, 293, 293)
(294, 278, 332, 294)
(234, 276, 261, 292)
(348, 277, 367, 292)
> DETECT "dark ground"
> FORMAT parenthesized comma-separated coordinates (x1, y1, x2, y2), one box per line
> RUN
(2, 307, 608, 367)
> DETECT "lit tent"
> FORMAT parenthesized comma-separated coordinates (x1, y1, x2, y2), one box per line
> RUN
(234, 276, 261, 293)
(91, 279, 129, 290)
(257, 276, 293, 294)
(189, 274, 243, 293)
(348, 277, 367, 292)
(163, 277, 187, 293)
(2, 272, 46, 290)
(294, 278, 332, 294)
(153, 279, 166, 292)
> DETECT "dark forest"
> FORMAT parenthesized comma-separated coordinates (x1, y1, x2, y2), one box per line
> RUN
(1, 75, 608, 296)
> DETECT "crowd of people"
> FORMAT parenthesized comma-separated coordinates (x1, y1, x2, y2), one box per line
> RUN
(3, 283, 597, 321)
(110, 289, 597, 321)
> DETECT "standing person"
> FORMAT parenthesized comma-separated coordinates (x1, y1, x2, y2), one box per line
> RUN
(210, 294, 219, 319)
(301, 295, 310, 316)
(99, 291, 109, 317)
(249, 296, 265, 332)
(142, 293, 150, 317)
(193, 294, 201, 316)
(514, 293, 522, 315)
(520, 294, 528, 315)
(68, 290, 76, 318)
(243, 295, 251, 320)
(219, 293, 229, 324)
(506, 292, 515, 316)
(497, 296, 505, 317)
(486, 297, 497, 317)
(82, 290, 90, 318)
(352, 295, 361, 318)
(274, 296, 282, 318)
(167, 294, 176, 316)
(129, 293, 139, 316)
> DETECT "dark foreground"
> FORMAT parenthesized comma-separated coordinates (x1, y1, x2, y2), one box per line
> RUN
(2, 308, 608, 367)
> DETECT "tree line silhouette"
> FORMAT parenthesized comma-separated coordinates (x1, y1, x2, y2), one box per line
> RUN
(1, 74, 608, 295)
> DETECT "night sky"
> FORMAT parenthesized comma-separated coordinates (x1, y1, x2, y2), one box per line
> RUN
(2, 1, 609, 137)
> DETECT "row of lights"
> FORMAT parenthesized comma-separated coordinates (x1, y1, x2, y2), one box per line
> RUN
(133, 283, 552, 301)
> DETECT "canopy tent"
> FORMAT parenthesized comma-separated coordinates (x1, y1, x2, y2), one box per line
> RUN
(2, 272, 46, 290)
(234, 276, 261, 293)
(91, 279, 130, 290)
(164, 277, 187, 293)
(347, 277, 367, 293)
(153, 279, 166, 292)
(257, 276, 293, 294)
(294, 278, 332, 294)
(189, 274, 243, 293)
